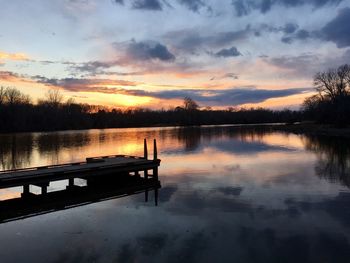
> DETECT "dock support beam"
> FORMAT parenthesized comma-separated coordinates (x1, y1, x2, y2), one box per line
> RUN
(153, 167, 158, 180)
(69, 178, 74, 187)
(153, 139, 157, 160)
(144, 139, 148, 159)
(22, 184, 30, 197)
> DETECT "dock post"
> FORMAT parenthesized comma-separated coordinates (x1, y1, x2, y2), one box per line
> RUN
(153, 167, 158, 180)
(144, 138, 148, 159)
(153, 139, 157, 160)
(69, 178, 74, 187)
(152, 139, 158, 179)
(42, 185, 48, 195)
(22, 184, 30, 197)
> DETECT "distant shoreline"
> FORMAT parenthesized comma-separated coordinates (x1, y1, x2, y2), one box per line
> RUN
(268, 123, 350, 138)
(1, 122, 350, 137)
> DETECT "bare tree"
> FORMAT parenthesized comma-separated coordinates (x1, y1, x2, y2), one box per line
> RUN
(0, 86, 5, 106)
(314, 64, 350, 101)
(45, 89, 63, 108)
(183, 97, 199, 111)
(5, 88, 23, 105)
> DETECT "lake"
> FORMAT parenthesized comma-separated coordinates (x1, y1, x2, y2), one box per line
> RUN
(0, 125, 350, 262)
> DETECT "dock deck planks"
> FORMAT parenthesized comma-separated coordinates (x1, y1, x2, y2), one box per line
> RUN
(0, 155, 160, 188)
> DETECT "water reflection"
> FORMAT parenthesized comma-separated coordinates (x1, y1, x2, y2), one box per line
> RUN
(0, 126, 350, 262)
(304, 135, 350, 188)
(0, 134, 33, 170)
(0, 175, 160, 223)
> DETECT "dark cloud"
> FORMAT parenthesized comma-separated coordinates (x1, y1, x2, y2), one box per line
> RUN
(0, 71, 29, 82)
(267, 53, 318, 77)
(114, 0, 212, 13)
(177, 0, 207, 12)
(71, 61, 116, 74)
(266, 49, 350, 78)
(321, 7, 350, 48)
(139, 87, 311, 105)
(125, 41, 175, 61)
(283, 23, 299, 34)
(281, 29, 311, 44)
(164, 27, 250, 54)
(210, 73, 239, 81)
(33, 75, 311, 106)
(34, 76, 139, 93)
(215, 46, 242, 57)
(232, 0, 343, 16)
(132, 0, 163, 10)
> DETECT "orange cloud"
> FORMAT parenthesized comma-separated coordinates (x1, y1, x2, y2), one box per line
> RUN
(0, 51, 30, 61)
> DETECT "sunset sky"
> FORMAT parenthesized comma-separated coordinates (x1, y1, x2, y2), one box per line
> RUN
(1, 0, 350, 109)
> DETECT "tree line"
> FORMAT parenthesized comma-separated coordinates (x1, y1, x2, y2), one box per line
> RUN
(0, 64, 349, 133)
(0, 87, 300, 132)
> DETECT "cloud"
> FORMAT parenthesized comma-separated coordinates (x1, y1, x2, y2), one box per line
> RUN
(210, 73, 239, 81)
(266, 49, 350, 77)
(232, 0, 344, 16)
(281, 29, 311, 44)
(282, 23, 299, 34)
(132, 0, 163, 10)
(142, 87, 311, 106)
(164, 27, 250, 54)
(0, 51, 30, 61)
(177, 0, 207, 12)
(33, 75, 311, 106)
(215, 46, 242, 57)
(320, 7, 350, 48)
(34, 76, 139, 93)
(0, 71, 22, 81)
(114, 0, 163, 10)
(0, 71, 33, 83)
(121, 41, 175, 62)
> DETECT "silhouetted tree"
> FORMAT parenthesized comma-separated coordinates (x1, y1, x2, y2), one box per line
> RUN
(45, 88, 63, 108)
(314, 64, 350, 101)
(0, 86, 5, 106)
(183, 97, 199, 111)
(303, 64, 350, 126)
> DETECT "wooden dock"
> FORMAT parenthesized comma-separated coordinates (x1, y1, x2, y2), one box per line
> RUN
(0, 139, 161, 204)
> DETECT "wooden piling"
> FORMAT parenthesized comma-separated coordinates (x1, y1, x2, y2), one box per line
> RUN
(144, 138, 148, 159)
(23, 184, 30, 195)
(153, 139, 157, 160)
(69, 178, 74, 186)
(42, 185, 47, 195)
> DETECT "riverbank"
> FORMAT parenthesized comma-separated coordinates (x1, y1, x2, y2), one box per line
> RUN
(268, 123, 350, 138)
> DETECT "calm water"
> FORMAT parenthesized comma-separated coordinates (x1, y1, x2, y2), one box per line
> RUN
(0, 126, 350, 262)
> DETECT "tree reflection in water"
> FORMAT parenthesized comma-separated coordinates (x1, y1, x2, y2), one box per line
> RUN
(304, 135, 350, 188)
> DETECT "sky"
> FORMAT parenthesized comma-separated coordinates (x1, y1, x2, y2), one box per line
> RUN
(1, 0, 350, 110)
